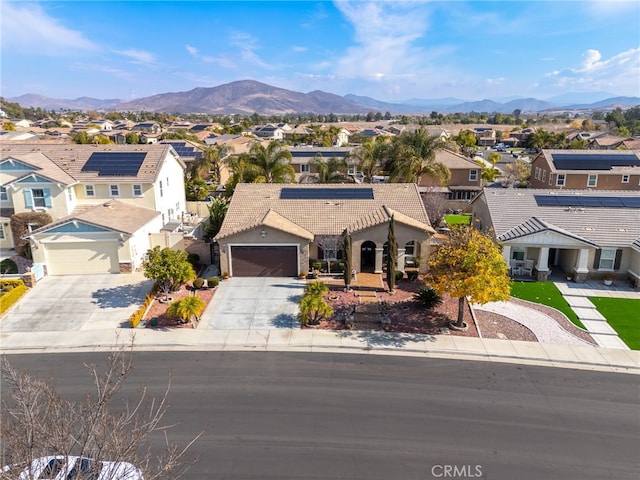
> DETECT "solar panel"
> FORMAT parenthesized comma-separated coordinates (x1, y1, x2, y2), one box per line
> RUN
(280, 187, 374, 200)
(81, 152, 146, 176)
(552, 153, 640, 170)
(534, 195, 640, 208)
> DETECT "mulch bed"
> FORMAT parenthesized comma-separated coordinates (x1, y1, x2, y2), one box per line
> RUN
(143, 285, 216, 329)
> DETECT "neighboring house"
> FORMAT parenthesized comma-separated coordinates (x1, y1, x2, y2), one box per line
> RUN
(419, 150, 482, 201)
(529, 149, 640, 190)
(473, 127, 496, 147)
(286, 146, 356, 182)
(0, 143, 187, 275)
(215, 183, 435, 277)
(0, 131, 40, 142)
(160, 140, 203, 169)
(588, 134, 632, 150)
(471, 189, 640, 286)
(253, 125, 285, 140)
(131, 122, 161, 133)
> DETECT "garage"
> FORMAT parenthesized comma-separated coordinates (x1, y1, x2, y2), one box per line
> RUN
(231, 246, 298, 277)
(44, 241, 120, 275)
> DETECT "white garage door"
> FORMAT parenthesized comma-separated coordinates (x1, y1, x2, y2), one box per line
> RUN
(45, 242, 120, 275)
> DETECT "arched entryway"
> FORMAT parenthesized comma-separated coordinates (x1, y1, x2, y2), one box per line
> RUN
(360, 241, 376, 272)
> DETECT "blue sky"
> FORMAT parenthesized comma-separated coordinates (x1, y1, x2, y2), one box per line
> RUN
(1, 0, 639, 102)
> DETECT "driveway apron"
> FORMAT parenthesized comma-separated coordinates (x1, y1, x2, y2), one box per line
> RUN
(200, 277, 305, 329)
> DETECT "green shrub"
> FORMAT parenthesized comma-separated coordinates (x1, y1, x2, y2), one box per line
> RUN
(304, 280, 329, 297)
(406, 270, 419, 281)
(207, 276, 220, 288)
(311, 261, 322, 271)
(413, 287, 443, 309)
(0, 259, 18, 274)
(193, 277, 205, 289)
(395, 270, 404, 282)
(0, 281, 28, 315)
(298, 294, 333, 326)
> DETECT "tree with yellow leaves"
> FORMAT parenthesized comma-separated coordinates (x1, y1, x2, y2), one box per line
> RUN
(426, 226, 510, 328)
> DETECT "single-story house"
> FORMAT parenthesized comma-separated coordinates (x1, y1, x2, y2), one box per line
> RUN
(471, 189, 640, 286)
(215, 183, 435, 277)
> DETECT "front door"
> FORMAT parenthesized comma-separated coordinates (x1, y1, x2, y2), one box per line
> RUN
(360, 241, 376, 272)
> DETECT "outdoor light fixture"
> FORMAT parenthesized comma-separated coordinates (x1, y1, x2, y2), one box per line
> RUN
(261, 229, 267, 238)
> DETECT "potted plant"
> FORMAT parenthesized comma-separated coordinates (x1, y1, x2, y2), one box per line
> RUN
(299, 271, 307, 280)
(603, 274, 614, 286)
(565, 272, 573, 281)
(221, 271, 230, 280)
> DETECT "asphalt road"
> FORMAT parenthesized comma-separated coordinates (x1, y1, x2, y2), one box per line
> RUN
(4, 352, 638, 480)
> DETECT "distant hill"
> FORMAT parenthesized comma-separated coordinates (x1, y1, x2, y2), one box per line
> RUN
(7, 81, 639, 115)
(6, 94, 122, 111)
(112, 80, 371, 115)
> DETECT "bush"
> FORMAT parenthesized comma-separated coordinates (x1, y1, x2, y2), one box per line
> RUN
(304, 280, 329, 297)
(187, 253, 200, 265)
(311, 261, 322, 271)
(193, 277, 205, 289)
(413, 287, 443, 309)
(0, 259, 18, 274)
(207, 276, 220, 288)
(298, 294, 333, 326)
(395, 270, 404, 282)
(128, 284, 159, 328)
(0, 280, 27, 315)
(406, 270, 419, 281)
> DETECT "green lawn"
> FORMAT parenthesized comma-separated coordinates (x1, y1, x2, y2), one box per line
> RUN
(509, 281, 584, 329)
(444, 214, 472, 225)
(589, 297, 640, 350)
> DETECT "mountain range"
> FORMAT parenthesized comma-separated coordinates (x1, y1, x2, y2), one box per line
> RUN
(6, 80, 639, 115)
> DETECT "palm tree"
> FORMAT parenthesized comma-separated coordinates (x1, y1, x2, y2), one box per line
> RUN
(310, 154, 349, 183)
(386, 128, 449, 185)
(246, 141, 295, 183)
(167, 295, 206, 324)
(352, 137, 389, 182)
(191, 144, 232, 183)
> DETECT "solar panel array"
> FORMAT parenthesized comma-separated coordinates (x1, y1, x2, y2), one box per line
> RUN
(81, 152, 147, 176)
(534, 195, 640, 208)
(164, 142, 203, 160)
(552, 153, 640, 171)
(280, 187, 374, 200)
(290, 151, 350, 158)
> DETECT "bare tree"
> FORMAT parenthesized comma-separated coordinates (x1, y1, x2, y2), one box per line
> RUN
(315, 235, 342, 274)
(1, 337, 201, 480)
(421, 187, 449, 228)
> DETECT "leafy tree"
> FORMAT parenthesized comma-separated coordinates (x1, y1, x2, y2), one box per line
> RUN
(487, 152, 501, 165)
(426, 227, 510, 327)
(205, 196, 229, 239)
(71, 131, 91, 144)
(453, 130, 477, 155)
(503, 160, 531, 186)
(0, 342, 200, 480)
(309, 154, 348, 183)
(125, 131, 140, 144)
(352, 136, 389, 182)
(298, 294, 333, 326)
(185, 177, 208, 201)
(191, 144, 231, 183)
(386, 216, 398, 293)
(167, 295, 206, 324)
(2, 121, 16, 131)
(143, 246, 196, 299)
(246, 141, 295, 183)
(385, 128, 449, 185)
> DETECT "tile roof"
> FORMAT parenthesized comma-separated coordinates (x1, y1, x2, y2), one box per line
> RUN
(435, 150, 480, 170)
(30, 199, 159, 236)
(0, 143, 182, 184)
(1, 151, 77, 186)
(541, 149, 640, 172)
(216, 183, 434, 240)
(476, 189, 640, 247)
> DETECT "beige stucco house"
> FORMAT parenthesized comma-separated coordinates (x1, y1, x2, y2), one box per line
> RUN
(216, 183, 435, 277)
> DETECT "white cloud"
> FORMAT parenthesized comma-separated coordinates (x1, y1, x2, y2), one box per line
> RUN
(229, 31, 272, 69)
(292, 46, 308, 53)
(1, 2, 96, 54)
(186, 45, 199, 56)
(185, 44, 236, 69)
(543, 48, 640, 95)
(114, 49, 156, 65)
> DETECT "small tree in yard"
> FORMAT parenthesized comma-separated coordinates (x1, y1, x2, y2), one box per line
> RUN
(143, 247, 196, 299)
(0, 339, 201, 479)
(386, 215, 398, 293)
(298, 295, 333, 326)
(426, 226, 510, 328)
(167, 295, 206, 324)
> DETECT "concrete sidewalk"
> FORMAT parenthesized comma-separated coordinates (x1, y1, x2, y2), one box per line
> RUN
(1, 327, 638, 374)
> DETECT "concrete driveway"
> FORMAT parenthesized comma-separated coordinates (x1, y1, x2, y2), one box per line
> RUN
(1, 273, 153, 333)
(200, 277, 305, 330)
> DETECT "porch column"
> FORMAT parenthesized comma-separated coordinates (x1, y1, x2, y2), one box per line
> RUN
(502, 245, 511, 264)
(535, 247, 550, 281)
(374, 248, 384, 273)
(396, 248, 406, 272)
(573, 248, 590, 283)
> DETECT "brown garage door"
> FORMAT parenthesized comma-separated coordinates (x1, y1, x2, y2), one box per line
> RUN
(231, 246, 298, 277)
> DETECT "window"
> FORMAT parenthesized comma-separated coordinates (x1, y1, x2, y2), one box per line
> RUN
(32, 188, 46, 207)
(542, 170, 546, 182)
(67, 188, 74, 201)
(622, 175, 629, 183)
(587, 174, 597, 187)
(85, 185, 95, 197)
(0, 187, 7, 201)
(0, 224, 5, 240)
(469, 169, 478, 181)
(511, 247, 525, 261)
(598, 249, 616, 270)
(534, 167, 540, 180)
(159, 180, 163, 197)
(132, 184, 143, 196)
(166, 176, 169, 187)
(110, 185, 120, 197)
(347, 165, 357, 175)
(300, 164, 310, 173)
(548, 174, 552, 185)
(556, 174, 565, 186)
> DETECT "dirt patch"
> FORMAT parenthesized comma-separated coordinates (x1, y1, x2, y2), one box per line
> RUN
(143, 285, 216, 329)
